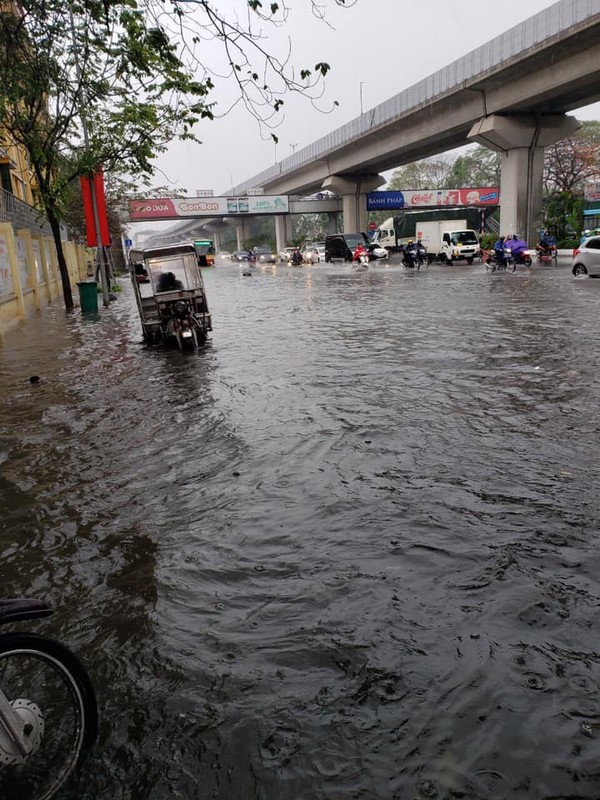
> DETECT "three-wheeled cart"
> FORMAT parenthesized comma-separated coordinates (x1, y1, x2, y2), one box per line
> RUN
(130, 243, 212, 349)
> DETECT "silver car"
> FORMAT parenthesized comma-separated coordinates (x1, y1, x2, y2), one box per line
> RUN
(572, 236, 600, 276)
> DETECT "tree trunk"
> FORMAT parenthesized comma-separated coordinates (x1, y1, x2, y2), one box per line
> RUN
(48, 212, 74, 310)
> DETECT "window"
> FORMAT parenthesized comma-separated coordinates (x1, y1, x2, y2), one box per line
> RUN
(0, 164, 12, 194)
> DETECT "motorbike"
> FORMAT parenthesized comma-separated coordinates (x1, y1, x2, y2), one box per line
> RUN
(402, 248, 420, 270)
(536, 243, 558, 263)
(0, 597, 97, 800)
(415, 247, 429, 268)
(507, 248, 534, 267)
(130, 243, 212, 349)
(291, 251, 304, 267)
(352, 248, 369, 270)
(484, 249, 515, 272)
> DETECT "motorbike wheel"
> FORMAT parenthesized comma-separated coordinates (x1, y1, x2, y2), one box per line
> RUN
(506, 261, 516, 273)
(0, 633, 97, 800)
(524, 255, 532, 267)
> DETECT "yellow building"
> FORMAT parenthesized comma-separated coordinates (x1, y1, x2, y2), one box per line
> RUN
(0, 135, 36, 205)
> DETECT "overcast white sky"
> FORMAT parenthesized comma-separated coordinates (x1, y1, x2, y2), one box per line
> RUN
(147, 0, 600, 198)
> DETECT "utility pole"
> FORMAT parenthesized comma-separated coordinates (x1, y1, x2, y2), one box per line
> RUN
(69, 5, 110, 307)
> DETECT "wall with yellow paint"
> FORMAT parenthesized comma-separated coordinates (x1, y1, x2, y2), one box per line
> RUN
(0, 220, 93, 336)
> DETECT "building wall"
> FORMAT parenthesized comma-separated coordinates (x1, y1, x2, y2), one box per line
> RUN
(0, 220, 91, 336)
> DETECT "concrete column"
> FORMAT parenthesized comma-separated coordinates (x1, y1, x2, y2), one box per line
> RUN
(275, 215, 288, 254)
(468, 114, 580, 242)
(326, 212, 339, 235)
(322, 174, 386, 234)
(235, 223, 247, 251)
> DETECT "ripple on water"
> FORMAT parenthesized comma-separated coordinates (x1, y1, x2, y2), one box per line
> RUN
(2, 265, 600, 797)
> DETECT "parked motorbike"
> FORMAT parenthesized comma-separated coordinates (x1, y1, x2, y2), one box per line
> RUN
(0, 597, 98, 799)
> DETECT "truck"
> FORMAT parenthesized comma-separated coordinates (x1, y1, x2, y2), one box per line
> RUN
(372, 207, 490, 262)
(417, 220, 479, 264)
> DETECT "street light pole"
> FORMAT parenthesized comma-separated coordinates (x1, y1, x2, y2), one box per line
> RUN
(360, 82, 365, 116)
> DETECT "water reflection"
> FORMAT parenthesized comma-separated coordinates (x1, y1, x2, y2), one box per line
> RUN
(1, 262, 600, 798)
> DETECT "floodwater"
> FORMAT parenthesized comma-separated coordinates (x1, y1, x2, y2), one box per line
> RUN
(2, 258, 600, 799)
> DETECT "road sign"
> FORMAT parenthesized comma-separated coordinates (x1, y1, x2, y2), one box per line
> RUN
(368, 221, 377, 230)
(124, 238, 133, 247)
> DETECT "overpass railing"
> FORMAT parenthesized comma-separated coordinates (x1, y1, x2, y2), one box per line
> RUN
(232, 0, 598, 194)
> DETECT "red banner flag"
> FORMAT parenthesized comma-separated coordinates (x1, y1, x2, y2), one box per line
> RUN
(80, 169, 110, 247)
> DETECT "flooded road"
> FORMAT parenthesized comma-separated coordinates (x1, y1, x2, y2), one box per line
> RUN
(2, 259, 600, 799)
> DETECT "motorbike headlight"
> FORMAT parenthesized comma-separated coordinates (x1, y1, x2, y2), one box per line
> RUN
(173, 300, 188, 318)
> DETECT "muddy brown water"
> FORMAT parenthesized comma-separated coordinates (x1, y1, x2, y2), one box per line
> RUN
(1, 259, 600, 799)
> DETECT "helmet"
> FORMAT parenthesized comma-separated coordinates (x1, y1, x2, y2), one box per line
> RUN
(408, 239, 413, 244)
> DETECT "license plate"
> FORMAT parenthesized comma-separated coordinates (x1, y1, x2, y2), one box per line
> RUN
(182, 331, 193, 338)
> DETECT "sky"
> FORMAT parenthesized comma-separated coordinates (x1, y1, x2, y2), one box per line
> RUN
(140, 0, 600, 202)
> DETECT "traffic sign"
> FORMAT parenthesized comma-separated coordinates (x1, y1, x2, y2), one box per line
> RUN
(368, 221, 377, 230)
(124, 238, 133, 247)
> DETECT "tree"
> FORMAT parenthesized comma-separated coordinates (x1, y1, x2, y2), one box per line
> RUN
(543, 121, 600, 239)
(387, 154, 455, 190)
(292, 213, 330, 244)
(446, 146, 501, 188)
(543, 121, 600, 193)
(0, 0, 351, 309)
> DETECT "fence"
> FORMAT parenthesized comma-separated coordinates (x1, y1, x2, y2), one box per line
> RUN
(0, 218, 91, 336)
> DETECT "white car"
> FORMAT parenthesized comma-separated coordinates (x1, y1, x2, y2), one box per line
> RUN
(369, 245, 389, 260)
(302, 247, 321, 264)
(572, 235, 600, 276)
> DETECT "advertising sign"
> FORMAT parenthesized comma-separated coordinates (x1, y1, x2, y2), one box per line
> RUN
(129, 195, 289, 221)
(366, 187, 500, 211)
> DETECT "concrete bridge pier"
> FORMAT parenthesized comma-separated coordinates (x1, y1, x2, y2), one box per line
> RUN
(322, 174, 385, 234)
(326, 212, 339, 235)
(275, 215, 293, 255)
(468, 114, 580, 242)
(235, 220, 251, 251)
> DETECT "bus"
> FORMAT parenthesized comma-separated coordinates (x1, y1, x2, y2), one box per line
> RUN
(193, 239, 215, 267)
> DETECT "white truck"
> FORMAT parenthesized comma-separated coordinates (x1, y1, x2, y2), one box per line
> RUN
(373, 216, 480, 263)
(417, 220, 479, 264)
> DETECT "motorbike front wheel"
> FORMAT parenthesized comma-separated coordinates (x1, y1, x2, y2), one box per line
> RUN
(0, 633, 97, 800)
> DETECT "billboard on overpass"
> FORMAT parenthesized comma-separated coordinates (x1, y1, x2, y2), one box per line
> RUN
(367, 187, 499, 211)
(129, 195, 289, 221)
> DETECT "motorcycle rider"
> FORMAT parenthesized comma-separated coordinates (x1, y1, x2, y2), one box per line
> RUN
(536, 229, 555, 257)
(352, 243, 368, 263)
(492, 235, 506, 265)
(157, 271, 184, 292)
(415, 238, 428, 267)
(506, 234, 529, 261)
(291, 247, 303, 266)
(403, 240, 417, 268)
